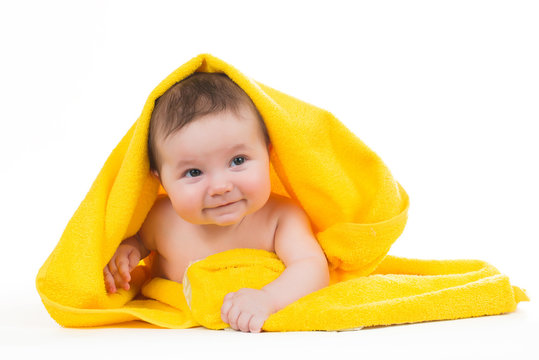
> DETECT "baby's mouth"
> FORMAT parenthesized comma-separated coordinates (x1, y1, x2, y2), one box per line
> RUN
(207, 200, 240, 210)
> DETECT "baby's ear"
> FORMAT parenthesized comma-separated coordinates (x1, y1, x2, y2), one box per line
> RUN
(150, 169, 160, 181)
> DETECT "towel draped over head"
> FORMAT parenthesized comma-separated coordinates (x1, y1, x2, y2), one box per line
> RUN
(36, 53, 527, 330)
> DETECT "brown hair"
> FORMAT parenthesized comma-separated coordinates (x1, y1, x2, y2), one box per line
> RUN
(148, 72, 270, 174)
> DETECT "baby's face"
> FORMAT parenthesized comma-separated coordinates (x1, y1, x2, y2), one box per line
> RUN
(155, 106, 271, 227)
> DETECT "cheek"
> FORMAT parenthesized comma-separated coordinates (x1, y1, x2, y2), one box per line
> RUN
(166, 183, 203, 219)
(240, 166, 271, 200)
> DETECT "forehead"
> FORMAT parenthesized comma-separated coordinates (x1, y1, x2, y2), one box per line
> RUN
(158, 106, 265, 162)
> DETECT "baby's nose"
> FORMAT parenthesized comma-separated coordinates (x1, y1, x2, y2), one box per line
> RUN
(208, 179, 233, 196)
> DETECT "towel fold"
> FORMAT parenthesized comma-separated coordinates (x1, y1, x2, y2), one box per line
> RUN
(142, 249, 527, 331)
(36, 53, 527, 330)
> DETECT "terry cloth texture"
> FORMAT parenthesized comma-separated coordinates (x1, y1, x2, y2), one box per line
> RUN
(36, 53, 528, 330)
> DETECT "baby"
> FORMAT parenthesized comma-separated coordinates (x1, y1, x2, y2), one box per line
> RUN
(103, 72, 330, 332)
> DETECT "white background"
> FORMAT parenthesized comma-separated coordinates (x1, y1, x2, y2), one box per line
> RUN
(1, 0, 537, 358)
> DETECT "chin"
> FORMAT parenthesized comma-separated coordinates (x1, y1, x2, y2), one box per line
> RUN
(214, 218, 243, 226)
(211, 212, 247, 226)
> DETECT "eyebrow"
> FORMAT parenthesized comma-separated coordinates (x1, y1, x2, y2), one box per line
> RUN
(175, 144, 250, 169)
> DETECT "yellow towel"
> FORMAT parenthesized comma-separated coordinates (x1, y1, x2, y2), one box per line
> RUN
(36, 53, 528, 330)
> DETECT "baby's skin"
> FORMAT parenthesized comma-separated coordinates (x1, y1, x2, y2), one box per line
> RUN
(104, 105, 330, 332)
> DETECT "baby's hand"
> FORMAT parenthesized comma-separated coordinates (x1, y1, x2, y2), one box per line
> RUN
(103, 241, 142, 294)
(220, 288, 276, 333)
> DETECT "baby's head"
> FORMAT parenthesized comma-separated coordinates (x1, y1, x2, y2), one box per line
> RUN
(148, 72, 272, 226)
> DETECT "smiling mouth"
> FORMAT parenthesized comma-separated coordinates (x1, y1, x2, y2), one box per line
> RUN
(208, 200, 240, 209)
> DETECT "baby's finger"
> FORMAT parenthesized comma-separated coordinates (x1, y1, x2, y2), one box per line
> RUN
(221, 298, 233, 324)
(108, 257, 118, 275)
(237, 312, 254, 333)
(115, 259, 131, 290)
(227, 306, 241, 330)
(116, 257, 130, 281)
(103, 266, 116, 293)
(128, 250, 140, 271)
(109, 260, 125, 289)
(248, 315, 265, 333)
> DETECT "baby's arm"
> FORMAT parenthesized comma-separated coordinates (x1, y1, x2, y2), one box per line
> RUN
(103, 199, 163, 293)
(221, 200, 329, 332)
(260, 202, 330, 310)
(103, 233, 150, 293)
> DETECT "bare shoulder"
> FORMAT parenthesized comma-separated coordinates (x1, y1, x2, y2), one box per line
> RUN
(139, 195, 178, 250)
(265, 193, 309, 221)
(269, 194, 324, 265)
(263, 193, 313, 239)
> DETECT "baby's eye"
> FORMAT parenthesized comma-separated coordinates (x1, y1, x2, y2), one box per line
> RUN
(185, 169, 202, 178)
(230, 156, 246, 167)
